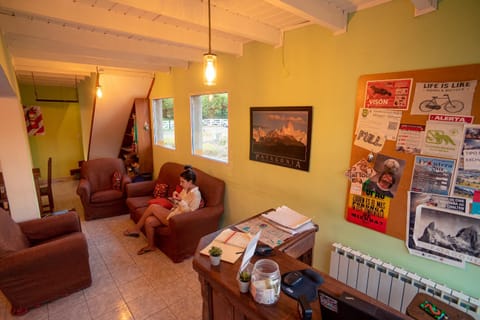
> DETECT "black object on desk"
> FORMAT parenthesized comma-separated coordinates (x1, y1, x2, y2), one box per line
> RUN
(255, 244, 273, 256)
(318, 289, 405, 320)
(281, 269, 324, 302)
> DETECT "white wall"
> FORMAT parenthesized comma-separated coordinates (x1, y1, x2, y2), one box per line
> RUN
(0, 68, 40, 221)
(88, 72, 153, 159)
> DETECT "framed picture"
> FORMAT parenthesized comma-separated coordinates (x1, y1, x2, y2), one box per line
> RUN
(250, 106, 312, 171)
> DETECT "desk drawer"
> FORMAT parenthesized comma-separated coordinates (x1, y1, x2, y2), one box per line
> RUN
(280, 231, 315, 260)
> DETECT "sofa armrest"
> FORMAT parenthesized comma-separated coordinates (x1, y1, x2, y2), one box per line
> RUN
(0, 232, 87, 278)
(168, 206, 223, 239)
(76, 178, 91, 203)
(126, 180, 156, 197)
(19, 211, 81, 244)
(121, 174, 132, 192)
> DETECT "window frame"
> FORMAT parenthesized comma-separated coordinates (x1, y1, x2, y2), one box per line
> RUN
(152, 97, 175, 149)
(190, 92, 229, 163)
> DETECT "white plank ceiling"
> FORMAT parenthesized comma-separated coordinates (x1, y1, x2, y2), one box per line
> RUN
(0, 0, 437, 87)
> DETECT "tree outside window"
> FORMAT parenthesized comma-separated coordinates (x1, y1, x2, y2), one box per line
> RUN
(191, 93, 228, 162)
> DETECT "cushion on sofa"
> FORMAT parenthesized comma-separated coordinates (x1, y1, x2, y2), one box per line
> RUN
(153, 183, 169, 198)
(148, 197, 174, 209)
(0, 209, 30, 258)
(112, 170, 122, 190)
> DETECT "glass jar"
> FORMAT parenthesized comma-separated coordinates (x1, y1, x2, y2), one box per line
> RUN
(250, 259, 281, 305)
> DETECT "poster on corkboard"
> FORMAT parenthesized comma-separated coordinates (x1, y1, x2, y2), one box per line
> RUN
(345, 64, 480, 241)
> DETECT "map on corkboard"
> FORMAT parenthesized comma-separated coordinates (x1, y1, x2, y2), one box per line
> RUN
(345, 64, 480, 241)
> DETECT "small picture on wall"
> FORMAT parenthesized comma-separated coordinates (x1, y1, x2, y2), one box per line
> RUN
(250, 106, 312, 171)
(23, 105, 45, 136)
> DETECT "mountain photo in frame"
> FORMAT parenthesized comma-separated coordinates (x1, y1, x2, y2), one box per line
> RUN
(250, 106, 312, 171)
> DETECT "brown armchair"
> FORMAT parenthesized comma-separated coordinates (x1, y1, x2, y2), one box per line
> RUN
(0, 209, 91, 315)
(76, 157, 131, 220)
(126, 162, 225, 262)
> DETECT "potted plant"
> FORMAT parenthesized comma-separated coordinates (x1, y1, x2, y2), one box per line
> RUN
(238, 270, 251, 293)
(208, 246, 223, 266)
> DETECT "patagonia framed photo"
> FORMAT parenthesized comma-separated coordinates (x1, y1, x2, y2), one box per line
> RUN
(250, 106, 312, 171)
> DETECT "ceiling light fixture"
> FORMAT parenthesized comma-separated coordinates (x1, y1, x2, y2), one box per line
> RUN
(95, 66, 103, 98)
(203, 0, 217, 86)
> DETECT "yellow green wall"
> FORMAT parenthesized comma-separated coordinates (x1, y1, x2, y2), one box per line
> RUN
(150, 0, 480, 298)
(20, 84, 84, 179)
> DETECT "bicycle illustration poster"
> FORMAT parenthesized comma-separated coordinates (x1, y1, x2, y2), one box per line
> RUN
(410, 80, 477, 115)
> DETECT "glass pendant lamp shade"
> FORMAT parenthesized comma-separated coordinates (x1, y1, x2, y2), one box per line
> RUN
(95, 66, 103, 98)
(96, 85, 103, 98)
(203, 53, 217, 86)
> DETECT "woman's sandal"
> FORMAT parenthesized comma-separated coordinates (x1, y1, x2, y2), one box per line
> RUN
(137, 247, 155, 255)
(123, 230, 140, 238)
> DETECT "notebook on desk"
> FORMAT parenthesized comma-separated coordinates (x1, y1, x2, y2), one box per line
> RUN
(200, 229, 260, 263)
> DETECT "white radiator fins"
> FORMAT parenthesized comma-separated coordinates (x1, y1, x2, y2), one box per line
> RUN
(329, 243, 480, 319)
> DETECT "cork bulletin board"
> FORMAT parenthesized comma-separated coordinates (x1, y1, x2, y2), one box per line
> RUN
(345, 64, 480, 241)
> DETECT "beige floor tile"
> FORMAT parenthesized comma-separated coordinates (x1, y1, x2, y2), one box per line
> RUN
(94, 304, 134, 320)
(118, 276, 155, 303)
(86, 290, 127, 319)
(46, 290, 86, 315)
(126, 291, 168, 320)
(48, 299, 91, 320)
(145, 307, 177, 320)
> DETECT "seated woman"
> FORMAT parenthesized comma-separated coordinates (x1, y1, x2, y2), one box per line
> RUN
(123, 165, 201, 255)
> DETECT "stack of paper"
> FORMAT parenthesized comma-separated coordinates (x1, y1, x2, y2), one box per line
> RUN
(261, 205, 315, 234)
(200, 229, 252, 263)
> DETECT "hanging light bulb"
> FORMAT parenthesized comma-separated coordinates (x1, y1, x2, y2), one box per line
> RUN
(96, 84, 103, 98)
(203, 0, 217, 86)
(204, 53, 217, 86)
(95, 66, 103, 98)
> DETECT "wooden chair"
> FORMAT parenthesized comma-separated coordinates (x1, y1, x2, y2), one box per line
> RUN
(39, 157, 54, 215)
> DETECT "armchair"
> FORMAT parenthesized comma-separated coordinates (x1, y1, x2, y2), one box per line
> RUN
(76, 157, 131, 220)
(126, 162, 225, 262)
(0, 209, 91, 315)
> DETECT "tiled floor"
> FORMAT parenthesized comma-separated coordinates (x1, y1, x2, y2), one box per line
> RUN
(0, 178, 203, 320)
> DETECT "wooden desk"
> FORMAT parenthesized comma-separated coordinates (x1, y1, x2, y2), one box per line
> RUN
(234, 209, 318, 265)
(406, 293, 474, 320)
(193, 219, 411, 320)
(193, 230, 322, 320)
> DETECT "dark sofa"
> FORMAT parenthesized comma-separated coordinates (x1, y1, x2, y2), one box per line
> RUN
(126, 162, 225, 262)
(0, 209, 91, 315)
(76, 157, 131, 220)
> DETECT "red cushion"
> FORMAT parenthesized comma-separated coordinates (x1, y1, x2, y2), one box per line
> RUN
(148, 197, 173, 209)
(153, 183, 168, 198)
(112, 170, 121, 190)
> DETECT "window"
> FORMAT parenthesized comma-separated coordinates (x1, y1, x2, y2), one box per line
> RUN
(190, 93, 228, 162)
(152, 97, 175, 149)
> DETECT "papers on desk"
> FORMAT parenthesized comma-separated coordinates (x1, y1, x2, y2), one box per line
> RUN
(235, 206, 316, 248)
(262, 206, 314, 233)
(200, 229, 256, 264)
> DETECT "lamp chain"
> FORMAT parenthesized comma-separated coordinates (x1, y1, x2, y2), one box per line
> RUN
(208, 0, 211, 53)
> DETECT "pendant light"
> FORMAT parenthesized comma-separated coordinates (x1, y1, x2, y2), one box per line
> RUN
(203, 0, 217, 86)
(95, 66, 103, 98)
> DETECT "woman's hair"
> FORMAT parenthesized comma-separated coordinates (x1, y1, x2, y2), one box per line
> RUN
(180, 165, 196, 183)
